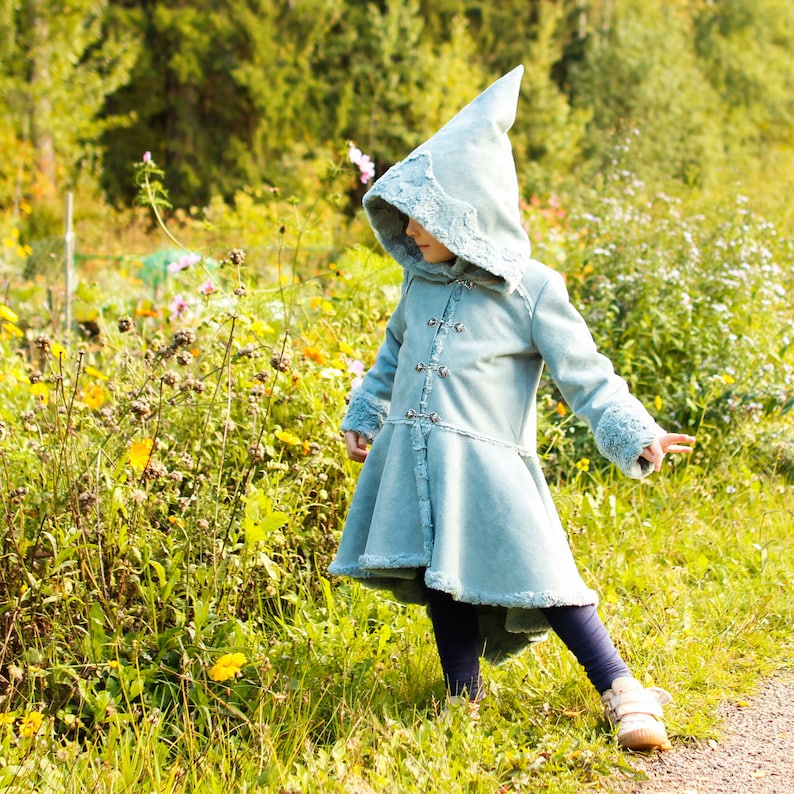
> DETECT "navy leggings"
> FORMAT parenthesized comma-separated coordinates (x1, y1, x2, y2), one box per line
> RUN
(424, 587, 630, 699)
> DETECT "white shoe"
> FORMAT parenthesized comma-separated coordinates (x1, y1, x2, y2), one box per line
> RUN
(601, 676, 672, 751)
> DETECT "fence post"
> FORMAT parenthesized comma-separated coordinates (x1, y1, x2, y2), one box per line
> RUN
(64, 191, 74, 336)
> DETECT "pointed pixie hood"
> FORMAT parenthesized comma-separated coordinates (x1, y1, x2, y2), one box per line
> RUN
(363, 66, 530, 293)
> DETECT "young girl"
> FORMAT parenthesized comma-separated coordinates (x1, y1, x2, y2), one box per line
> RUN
(329, 66, 694, 751)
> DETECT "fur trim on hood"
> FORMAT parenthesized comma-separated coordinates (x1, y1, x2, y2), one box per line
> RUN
(363, 66, 530, 294)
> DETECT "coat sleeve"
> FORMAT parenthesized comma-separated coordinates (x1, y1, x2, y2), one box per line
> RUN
(340, 277, 409, 441)
(530, 270, 665, 479)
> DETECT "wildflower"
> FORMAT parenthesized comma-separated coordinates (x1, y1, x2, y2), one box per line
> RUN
(18, 711, 44, 738)
(654, 395, 663, 411)
(575, 458, 591, 472)
(303, 346, 327, 364)
(84, 365, 108, 381)
(348, 142, 375, 184)
(50, 342, 67, 359)
(347, 358, 365, 389)
(2, 321, 23, 338)
(30, 382, 49, 403)
(35, 334, 52, 352)
(250, 319, 273, 335)
(0, 712, 15, 727)
(721, 373, 736, 385)
(199, 279, 215, 296)
(209, 652, 247, 682)
(129, 398, 151, 420)
(81, 383, 108, 409)
(169, 294, 190, 321)
(0, 304, 19, 323)
(275, 429, 302, 446)
(117, 315, 134, 333)
(555, 401, 567, 417)
(167, 253, 201, 273)
(142, 151, 152, 163)
(129, 439, 154, 471)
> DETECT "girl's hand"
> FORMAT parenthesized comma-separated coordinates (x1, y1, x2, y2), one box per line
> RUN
(641, 433, 696, 473)
(345, 430, 370, 463)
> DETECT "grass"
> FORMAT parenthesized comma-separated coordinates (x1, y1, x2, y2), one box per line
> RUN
(2, 461, 792, 793)
(2, 160, 793, 792)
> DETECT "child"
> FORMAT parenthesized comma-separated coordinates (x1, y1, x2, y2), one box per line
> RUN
(329, 66, 694, 751)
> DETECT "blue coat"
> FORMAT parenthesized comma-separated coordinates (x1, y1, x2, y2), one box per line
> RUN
(329, 67, 664, 657)
(329, 257, 663, 657)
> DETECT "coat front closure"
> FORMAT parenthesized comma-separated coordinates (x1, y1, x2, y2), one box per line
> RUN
(331, 259, 664, 656)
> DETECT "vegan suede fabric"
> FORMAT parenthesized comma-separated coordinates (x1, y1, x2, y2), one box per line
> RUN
(329, 66, 664, 659)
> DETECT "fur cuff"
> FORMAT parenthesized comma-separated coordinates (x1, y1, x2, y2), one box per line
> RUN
(595, 401, 663, 479)
(340, 387, 389, 441)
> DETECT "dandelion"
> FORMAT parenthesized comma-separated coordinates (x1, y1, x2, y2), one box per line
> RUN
(129, 438, 154, 471)
(348, 142, 375, 184)
(274, 429, 302, 446)
(167, 253, 201, 273)
(18, 711, 44, 738)
(169, 294, 190, 321)
(209, 652, 247, 682)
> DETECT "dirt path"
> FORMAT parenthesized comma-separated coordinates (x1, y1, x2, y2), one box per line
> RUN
(610, 670, 794, 794)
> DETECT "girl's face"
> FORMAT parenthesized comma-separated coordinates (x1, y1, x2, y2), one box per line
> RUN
(405, 218, 455, 264)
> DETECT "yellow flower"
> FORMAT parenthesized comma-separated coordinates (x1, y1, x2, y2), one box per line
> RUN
(2, 321, 23, 338)
(575, 458, 591, 472)
(81, 383, 107, 409)
(209, 652, 247, 682)
(84, 365, 108, 380)
(555, 401, 567, 417)
(129, 438, 154, 471)
(30, 382, 49, 403)
(18, 711, 44, 738)
(654, 395, 663, 411)
(0, 712, 15, 727)
(50, 342, 68, 359)
(0, 304, 19, 323)
(338, 341, 354, 355)
(274, 429, 301, 446)
(721, 372, 736, 385)
(250, 319, 274, 335)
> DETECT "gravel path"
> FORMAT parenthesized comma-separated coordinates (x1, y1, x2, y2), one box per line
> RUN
(611, 670, 794, 794)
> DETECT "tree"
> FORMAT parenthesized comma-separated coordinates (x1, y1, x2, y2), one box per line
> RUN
(0, 0, 139, 208)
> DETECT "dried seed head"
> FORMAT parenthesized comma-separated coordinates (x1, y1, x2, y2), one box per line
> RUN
(172, 328, 196, 348)
(228, 248, 246, 266)
(117, 316, 134, 333)
(270, 352, 290, 372)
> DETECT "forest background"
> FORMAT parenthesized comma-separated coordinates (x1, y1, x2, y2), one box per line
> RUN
(1, 1, 794, 792)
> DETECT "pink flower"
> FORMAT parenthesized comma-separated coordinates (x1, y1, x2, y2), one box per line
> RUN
(167, 253, 201, 273)
(169, 294, 190, 321)
(199, 279, 215, 296)
(348, 143, 375, 184)
(347, 358, 365, 389)
(143, 151, 152, 163)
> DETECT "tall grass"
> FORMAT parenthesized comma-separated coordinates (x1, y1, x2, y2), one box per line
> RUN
(1, 155, 792, 792)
